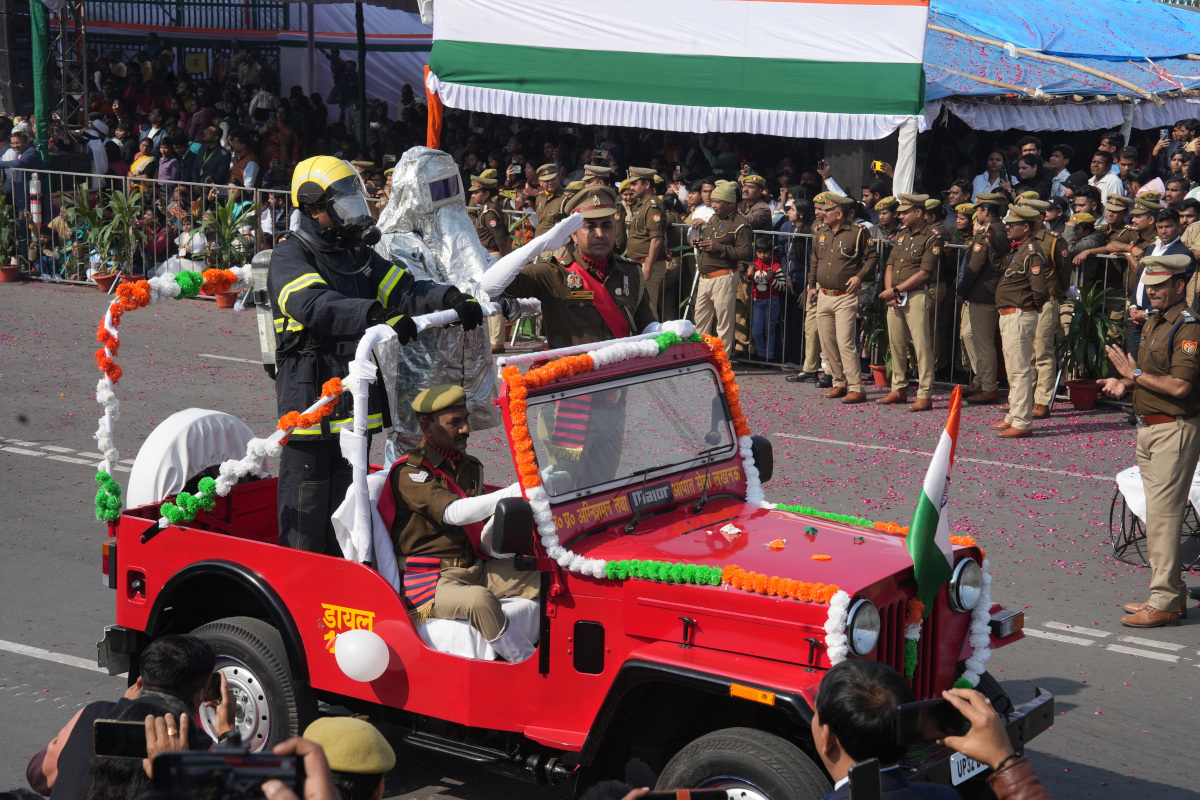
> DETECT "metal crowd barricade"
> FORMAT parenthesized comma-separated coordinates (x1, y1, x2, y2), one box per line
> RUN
(1, 166, 295, 283)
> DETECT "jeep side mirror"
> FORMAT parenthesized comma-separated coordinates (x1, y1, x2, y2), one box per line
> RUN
(750, 435, 773, 483)
(495, 497, 535, 556)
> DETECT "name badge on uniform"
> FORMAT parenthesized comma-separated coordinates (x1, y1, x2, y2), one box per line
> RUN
(566, 272, 584, 290)
(570, 291, 595, 300)
(623, 275, 630, 296)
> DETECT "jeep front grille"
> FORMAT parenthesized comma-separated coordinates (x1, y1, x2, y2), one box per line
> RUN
(875, 596, 940, 700)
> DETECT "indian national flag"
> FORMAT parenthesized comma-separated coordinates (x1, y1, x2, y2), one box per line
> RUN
(427, 0, 929, 141)
(906, 386, 962, 612)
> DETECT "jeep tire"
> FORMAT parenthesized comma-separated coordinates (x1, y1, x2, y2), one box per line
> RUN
(656, 727, 830, 800)
(191, 616, 315, 751)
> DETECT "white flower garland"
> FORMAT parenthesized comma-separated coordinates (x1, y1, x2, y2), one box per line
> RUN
(957, 557, 994, 688)
(824, 590, 852, 666)
(93, 267, 252, 477)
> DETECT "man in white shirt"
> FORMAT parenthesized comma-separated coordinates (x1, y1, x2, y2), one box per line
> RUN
(1088, 150, 1125, 205)
(1048, 144, 1073, 198)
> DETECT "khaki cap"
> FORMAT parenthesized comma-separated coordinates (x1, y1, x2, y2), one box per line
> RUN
(1021, 199, 1051, 212)
(618, 178, 632, 193)
(1105, 195, 1132, 211)
(1069, 212, 1096, 225)
(303, 717, 396, 775)
(743, 174, 766, 188)
(565, 180, 585, 192)
(711, 180, 738, 203)
(583, 164, 612, 180)
(478, 168, 499, 181)
(924, 198, 943, 212)
(350, 160, 374, 170)
(1140, 190, 1163, 203)
(896, 193, 929, 212)
(813, 192, 828, 206)
(874, 195, 898, 211)
(563, 185, 619, 218)
(1015, 190, 1040, 201)
(536, 163, 558, 181)
(1140, 254, 1193, 285)
(1002, 205, 1039, 224)
(954, 202, 977, 216)
(411, 384, 467, 414)
(1130, 200, 1163, 216)
(383, 167, 395, 177)
(975, 192, 1004, 203)
(469, 175, 496, 190)
(822, 192, 854, 208)
(628, 166, 656, 183)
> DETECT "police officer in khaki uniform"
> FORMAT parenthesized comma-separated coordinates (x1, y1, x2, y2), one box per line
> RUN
(808, 192, 877, 403)
(626, 166, 668, 317)
(468, 174, 512, 353)
(925, 198, 958, 374)
(992, 205, 1050, 438)
(878, 193, 942, 411)
(958, 215, 1006, 406)
(874, 196, 901, 243)
(388, 385, 540, 659)
(695, 180, 753, 352)
(585, 164, 627, 255)
(1102, 255, 1200, 628)
(1018, 198, 1068, 418)
(534, 163, 566, 237)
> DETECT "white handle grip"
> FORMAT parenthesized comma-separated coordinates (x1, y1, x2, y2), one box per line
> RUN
(412, 298, 541, 333)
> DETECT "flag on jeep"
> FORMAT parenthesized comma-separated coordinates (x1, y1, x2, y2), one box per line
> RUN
(906, 385, 962, 612)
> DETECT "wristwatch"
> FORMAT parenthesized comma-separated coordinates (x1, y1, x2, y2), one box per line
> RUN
(1132, 368, 1143, 385)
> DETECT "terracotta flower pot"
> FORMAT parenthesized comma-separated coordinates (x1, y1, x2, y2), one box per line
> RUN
(1064, 379, 1100, 411)
(215, 291, 239, 308)
(93, 272, 119, 292)
(870, 364, 889, 389)
(0, 264, 19, 283)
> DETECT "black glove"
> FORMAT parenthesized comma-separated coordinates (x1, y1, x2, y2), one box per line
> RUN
(443, 287, 484, 332)
(367, 303, 418, 344)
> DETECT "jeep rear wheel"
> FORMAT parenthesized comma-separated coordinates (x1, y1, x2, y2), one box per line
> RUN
(656, 727, 830, 800)
(191, 616, 315, 751)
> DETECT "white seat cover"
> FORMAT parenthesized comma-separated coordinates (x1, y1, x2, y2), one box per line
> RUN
(416, 597, 540, 661)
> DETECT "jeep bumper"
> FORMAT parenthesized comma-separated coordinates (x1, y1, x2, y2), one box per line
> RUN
(903, 688, 1054, 786)
(97, 625, 142, 677)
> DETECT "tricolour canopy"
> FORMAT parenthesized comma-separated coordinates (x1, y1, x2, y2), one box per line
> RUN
(427, 0, 931, 141)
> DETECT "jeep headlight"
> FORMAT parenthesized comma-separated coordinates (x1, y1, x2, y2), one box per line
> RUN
(950, 558, 983, 612)
(846, 599, 881, 657)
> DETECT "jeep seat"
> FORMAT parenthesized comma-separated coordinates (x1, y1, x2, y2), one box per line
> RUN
(417, 597, 539, 661)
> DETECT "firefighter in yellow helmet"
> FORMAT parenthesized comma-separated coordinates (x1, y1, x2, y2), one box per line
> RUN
(270, 156, 483, 553)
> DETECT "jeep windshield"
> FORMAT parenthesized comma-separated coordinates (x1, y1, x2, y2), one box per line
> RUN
(526, 362, 736, 500)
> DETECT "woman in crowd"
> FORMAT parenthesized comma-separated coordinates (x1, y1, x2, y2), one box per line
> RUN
(972, 149, 1007, 200)
(128, 137, 157, 180)
(1012, 154, 1051, 200)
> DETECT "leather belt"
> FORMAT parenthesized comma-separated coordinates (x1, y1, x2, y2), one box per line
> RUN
(820, 287, 849, 296)
(1139, 413, 1198, 426)
(997, 306, 1037, 315)
(701, 269, 732, 279)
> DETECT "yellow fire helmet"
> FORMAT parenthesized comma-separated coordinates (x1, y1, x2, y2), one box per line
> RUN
(291, 155, 362, 208)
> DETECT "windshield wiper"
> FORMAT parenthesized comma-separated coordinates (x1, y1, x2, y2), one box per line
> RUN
(623, 444, 730, 533)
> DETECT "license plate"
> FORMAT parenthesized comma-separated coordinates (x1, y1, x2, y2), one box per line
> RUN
(950, 752, 989, 785)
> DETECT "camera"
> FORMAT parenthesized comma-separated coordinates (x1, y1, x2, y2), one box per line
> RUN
(152, 750, 305, 800)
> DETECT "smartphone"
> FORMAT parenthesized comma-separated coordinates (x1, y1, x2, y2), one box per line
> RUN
(94, 719, 149, 758)
(1161, 128, 1171, 141)
(643, 792, 729, 800)
(896, 698, 970, 746)
(152, 752, 304, 800)
(871, 160, 885, 173)
(369, 121, 381, 129)
(253, 108, 270, 123)
(847, 758, 882, 800)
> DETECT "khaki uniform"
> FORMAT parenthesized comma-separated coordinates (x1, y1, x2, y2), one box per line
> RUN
(929, 222, 958, 371)
(695, 210, 754, 352)
(1133, 301, 1200, 613)
(957, 231, 1003, 393)
(996, 240, 1050, 430)
(472, 206, 510, 347)
(1031, 228, 1068, 406)
(809, 223, 877, 392)
(504, 251, 657, 350)
(801, 222, 827, 374)
(885, 224, 943, 399)
(612, 203, 629, 256)
(627, 194, 668, 317)
(534, 188, 566, 237)
(389, 442, 539, 640)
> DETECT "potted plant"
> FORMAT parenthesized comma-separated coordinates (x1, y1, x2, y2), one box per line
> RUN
(859, 294, 891, 388)
(0, 196, 18, 282)
(85, 188, 146, 290)
(198, 192, 258, 308)
(58, 187, 103, 281)
(1057, 284, 1124, 410)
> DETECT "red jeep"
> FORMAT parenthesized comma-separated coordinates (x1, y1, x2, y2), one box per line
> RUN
(98, 332, 1051, 800)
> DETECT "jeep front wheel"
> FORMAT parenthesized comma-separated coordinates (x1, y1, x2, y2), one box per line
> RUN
(191, 616, 315, 751)
(656, 727, 830, 800)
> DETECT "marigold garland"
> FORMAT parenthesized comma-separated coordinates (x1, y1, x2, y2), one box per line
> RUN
(903, 598, 925, 679)
(277, 378, 345, 444)
(722, 565, 840, 604)
(95, 470, 123, 522)
(160, 476, 217, 525)
(604, 559, 723, 586)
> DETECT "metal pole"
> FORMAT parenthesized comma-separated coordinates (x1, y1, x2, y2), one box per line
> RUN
(355, 2, 367, 155)
(30, 0, 51, 159)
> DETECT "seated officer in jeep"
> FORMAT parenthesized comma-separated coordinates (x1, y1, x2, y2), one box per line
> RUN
(381, 384, 540, 660)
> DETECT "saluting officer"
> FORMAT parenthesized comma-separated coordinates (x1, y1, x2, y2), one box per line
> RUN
(1019, 198, 1068, 419)
(807, 193, 877, 403)
(992, 205, 1050, 438)
(1102, 255, 1200, 628)
(533, 163, 566, 237)
(878, 193, 942, 411)
(959, 214, 1005, 406)
(626, 166, 668, 317)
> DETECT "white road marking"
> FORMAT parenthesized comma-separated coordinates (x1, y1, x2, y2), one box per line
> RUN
(41, 445, 76, 453)
(4, 439, 41, 447)
(1105, 644, 1182, 663)
(1116, 636, 1186, 651)
(0, 639, 111, 673)
(46, 455, 99, 466)
(1043, 622, 1112, 637)
(772, 432, 1113, 480)
(1023, 629, 1095, 646)
(1, 444, 130, 472)
(199, 353, 260, 365)
(1, 446, 44, 456)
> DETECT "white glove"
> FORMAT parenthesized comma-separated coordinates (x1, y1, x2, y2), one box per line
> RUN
(662, 319, 696, 338)
(479, 213, 585, 299)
